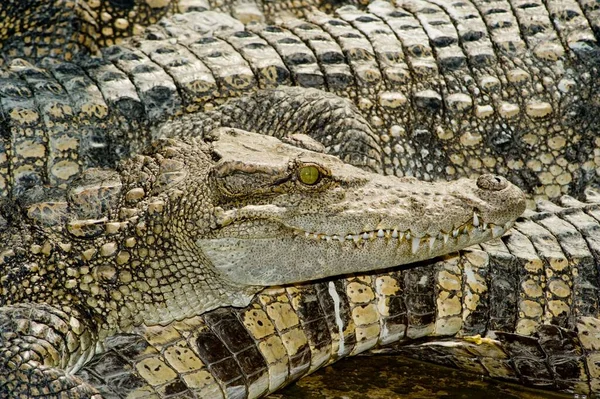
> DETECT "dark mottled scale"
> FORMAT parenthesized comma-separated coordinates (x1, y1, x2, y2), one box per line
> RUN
(411, 0, 497, 109)
(203, 308, 269, 398)
(537, 324, 587, 390)
(517, 218, 573, 329)
(334, 7, 412, 88)
(84, 60, 148, 158)
(401, 0, 469, 78)
(314, 280, 356, 359)
(374, 270, 408, 345)
(577, 0, 600, 38)
(183, 36, 259, 100)
(508, 0, 567, 58)
(495, 332, 554, 387)
(46, 61, 118, 169)
(285, 284, 333, 372)
(479, 236, 520, 332)
(17, 63, 81, 190)
(555, 206, 600, 316)
(283, 19, 354, 94)
(138, 41, 219, 109)
(544, 0, 597, 49)
(247, 24, 326, 89)
(501, 227, 546, 333)
(0, 70, 24, 198)
(434, 0, 498, 68)
(195, 320, 248, 399)
(472, 0, 548, 107)
(475, 0, 528, 56)
(219, 30, 293, 89)
(368, 1, 439, 86)
(459, 248, 490, 336)
(0, 62, 48, 198)
(103, 45, 182, 122)
(403, 265, 436, 338)
(306, 10, 384, 97)
(382, 342, 463, 369)
(534, 210, 597, 321)
(80, 340, 152, 398)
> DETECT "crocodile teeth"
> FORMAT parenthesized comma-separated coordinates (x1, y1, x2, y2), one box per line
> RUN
(429, 236, 436, 250)
(492, 225, 504, 238)
(362, 232, 370, 240)
(392, 229, 398, 238)
(411, 237, 420, 254)
(442, 233, 449, 244)
(482, 222, 488, 230)
(473, 212, 480, 227)
(452, 228, 459, 238)
(377, 229, 385, 238)
(345, 234, 353, 241)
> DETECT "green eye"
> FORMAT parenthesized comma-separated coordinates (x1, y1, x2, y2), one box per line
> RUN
(298, 165, 320, 185)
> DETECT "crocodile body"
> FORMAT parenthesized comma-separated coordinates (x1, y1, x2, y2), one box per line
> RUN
(0, 1, 599, 202)
(0, 0, 599, 398)
(76, 193, 600, 397)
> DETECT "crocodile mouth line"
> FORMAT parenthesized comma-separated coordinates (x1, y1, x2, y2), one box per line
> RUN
(293, 211, 511, 254)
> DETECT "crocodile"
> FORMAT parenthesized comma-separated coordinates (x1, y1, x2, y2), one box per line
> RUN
(75, 191, 600, 398)
(0, 1, 598, 201)
(0, 124, 524, 398)
(0, 0, 598, 397)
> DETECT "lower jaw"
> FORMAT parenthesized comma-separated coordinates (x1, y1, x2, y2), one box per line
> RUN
(197, 223, 510, 286)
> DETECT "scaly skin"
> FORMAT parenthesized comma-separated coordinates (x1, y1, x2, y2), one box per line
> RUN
(77, 192, 600, 397)
(1, 1, 598, 203)
(0, 0, 360, 64)
(0, 0, 597, 397)
(0, 128, 525, 397)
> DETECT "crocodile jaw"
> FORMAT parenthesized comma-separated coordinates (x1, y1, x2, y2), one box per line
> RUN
(197, 220, 514, 285)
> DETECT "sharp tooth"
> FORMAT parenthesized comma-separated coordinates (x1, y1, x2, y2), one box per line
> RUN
(398, 231, 405, 240)
(406, 231, 411, 240)
(392, 229, 398, 238)
(452, 228, 459, 237)
(473, 212, 479, 227)
(325, 236, 331, 242)
(362, 232, 370, 240)
(353, 234, 361, 243)
(442, 233, 449, 244)
(345, 234, 353, 241)
(313, 233, 319, 239)
(411, 237, 420, 254)
(305, 231, 310, 238)
(429, 236, 436, 250)
(482, 222, 488, 230)
(377, 229, 385, 238)
(492, 225, 504, 238)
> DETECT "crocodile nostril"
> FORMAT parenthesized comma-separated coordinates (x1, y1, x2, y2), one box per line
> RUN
(477, 174, 508, 191)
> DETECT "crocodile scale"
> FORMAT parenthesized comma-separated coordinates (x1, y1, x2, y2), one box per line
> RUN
(0, 0, 599, 398)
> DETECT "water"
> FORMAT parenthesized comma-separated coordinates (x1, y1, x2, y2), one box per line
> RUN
(270, 355, 572, 399)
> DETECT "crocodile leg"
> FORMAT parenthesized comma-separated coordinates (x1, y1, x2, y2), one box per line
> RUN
(0, 303, 101, 398)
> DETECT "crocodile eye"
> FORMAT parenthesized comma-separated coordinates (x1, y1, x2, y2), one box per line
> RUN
(298, 165, 320, 185)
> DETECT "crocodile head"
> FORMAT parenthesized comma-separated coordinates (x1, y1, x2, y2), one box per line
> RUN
(7, 127, 525, 328)
(195, 128, 526, 286)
